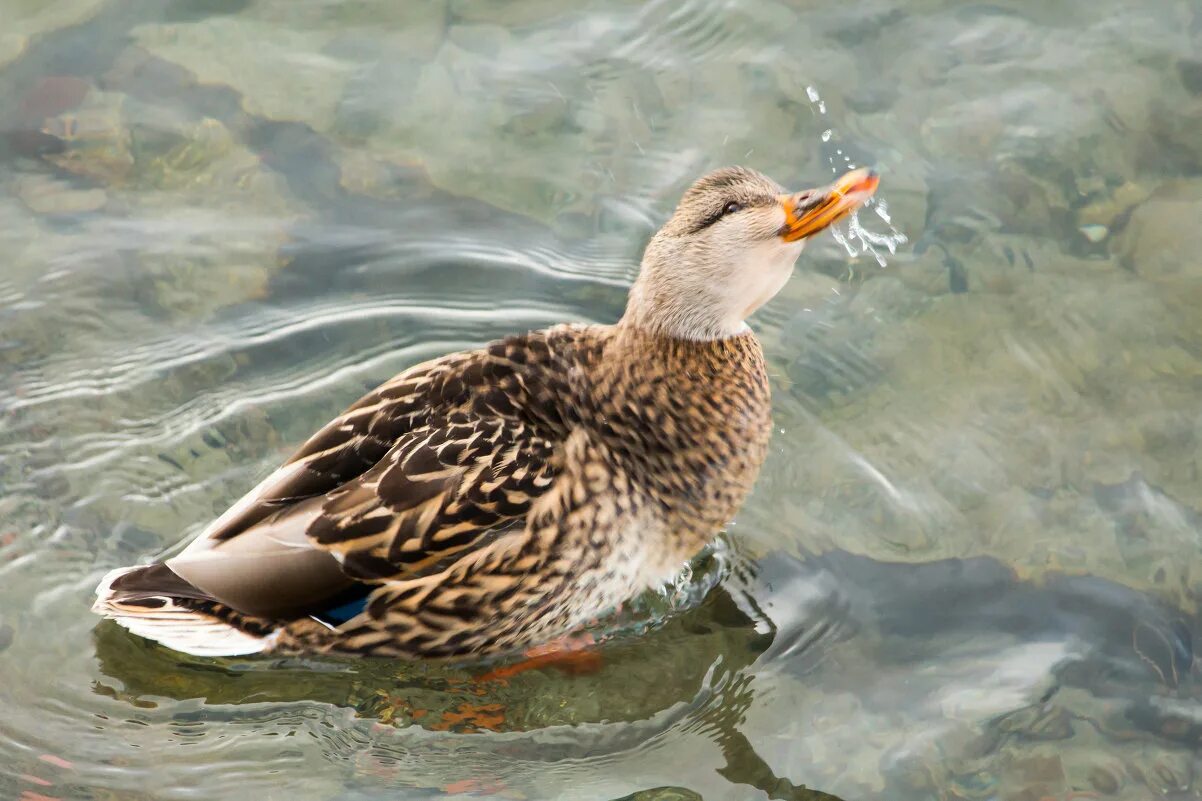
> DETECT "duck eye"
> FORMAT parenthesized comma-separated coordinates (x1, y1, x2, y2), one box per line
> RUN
(723, 201, 743, 216)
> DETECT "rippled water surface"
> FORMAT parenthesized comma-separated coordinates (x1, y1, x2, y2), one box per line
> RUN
(3, 1, 1202, 799)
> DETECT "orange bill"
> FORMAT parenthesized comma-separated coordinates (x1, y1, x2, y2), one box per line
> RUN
(779, 167, 880, 242)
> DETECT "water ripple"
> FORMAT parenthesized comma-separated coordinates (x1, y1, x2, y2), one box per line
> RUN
(6, 296, 567, 413)
(611, 0, 772, 71)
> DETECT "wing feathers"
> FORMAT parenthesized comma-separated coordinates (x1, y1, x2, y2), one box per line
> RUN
(164, 327, 589, 619)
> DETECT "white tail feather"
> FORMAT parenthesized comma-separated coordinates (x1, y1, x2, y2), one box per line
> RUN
(93, 566, 277, 657)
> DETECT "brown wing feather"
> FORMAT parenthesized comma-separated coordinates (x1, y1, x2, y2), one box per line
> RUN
(183, 326, 587, 595)
(198, 352, 477, 544)
(307, 418, 560, 580)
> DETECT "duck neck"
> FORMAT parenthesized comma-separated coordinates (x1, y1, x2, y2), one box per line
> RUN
(608, 313, 762, 381)
(619, 275, 749, 342)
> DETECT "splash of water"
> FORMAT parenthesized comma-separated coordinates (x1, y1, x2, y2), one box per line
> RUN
(831, 204, 909, 267)
(804, 86, 908, 268)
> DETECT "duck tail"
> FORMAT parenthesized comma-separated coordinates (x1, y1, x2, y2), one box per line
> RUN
(93, 563, 279, 657)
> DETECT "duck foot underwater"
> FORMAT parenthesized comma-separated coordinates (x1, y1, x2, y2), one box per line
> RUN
(476, 632, 601, 683)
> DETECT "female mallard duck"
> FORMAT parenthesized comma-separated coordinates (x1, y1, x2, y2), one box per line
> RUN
(94, 165, 879, 659)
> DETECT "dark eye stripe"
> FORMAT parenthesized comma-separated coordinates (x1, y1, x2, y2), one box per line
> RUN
(689, 195, 773, 234)
(691, 208, 730, 233)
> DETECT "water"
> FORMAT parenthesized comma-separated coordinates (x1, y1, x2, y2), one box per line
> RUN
(2, 0, 1201, 798)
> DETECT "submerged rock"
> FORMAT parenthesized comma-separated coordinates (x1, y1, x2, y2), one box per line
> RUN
(20, 75, 91, 121)
(40, 90, 135, 185)
(14, 174, 107, 215)
(1118, 179, 1202, 283)
(1076, 180, 1153, 228)
(124, 109, 301, 320)
(132, 17, 354, 132)
(613, 789, 704, 801)
(0, 0, 107, 69)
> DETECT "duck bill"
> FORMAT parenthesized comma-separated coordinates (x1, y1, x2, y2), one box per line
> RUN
(779, 167, 880, 242)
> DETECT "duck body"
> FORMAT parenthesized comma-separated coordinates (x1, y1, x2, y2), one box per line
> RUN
(96, 323, 770, 658)
(93, 164, 879, 660)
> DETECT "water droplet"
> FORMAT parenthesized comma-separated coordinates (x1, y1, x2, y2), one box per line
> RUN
(821, 129, 832, 142)
(806, 86, 820, 103)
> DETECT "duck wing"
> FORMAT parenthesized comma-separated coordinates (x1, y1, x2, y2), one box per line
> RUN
(164, 326, 591, 619)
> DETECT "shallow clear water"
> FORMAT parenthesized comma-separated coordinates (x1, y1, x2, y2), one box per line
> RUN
(2, 0, 1202, 799)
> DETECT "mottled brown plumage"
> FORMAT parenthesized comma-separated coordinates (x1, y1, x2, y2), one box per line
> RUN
(93, 165, 879, 660)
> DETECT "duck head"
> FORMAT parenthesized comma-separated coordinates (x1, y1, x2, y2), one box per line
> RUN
(623, 165, 879, 341)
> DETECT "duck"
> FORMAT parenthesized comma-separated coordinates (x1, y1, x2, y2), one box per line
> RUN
(93, 165, 880, 660)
